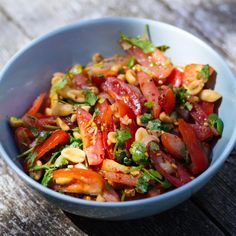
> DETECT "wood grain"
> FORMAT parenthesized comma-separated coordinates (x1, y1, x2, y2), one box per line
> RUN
(0, 0, 235, 235)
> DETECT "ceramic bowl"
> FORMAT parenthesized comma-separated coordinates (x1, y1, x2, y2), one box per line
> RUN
(0, 17, 236, 220)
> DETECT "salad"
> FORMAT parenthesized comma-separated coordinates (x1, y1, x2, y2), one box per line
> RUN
(10, 26, 223, 202)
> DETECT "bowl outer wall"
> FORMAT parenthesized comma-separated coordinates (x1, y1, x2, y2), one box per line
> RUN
(0, 16, 236, 220)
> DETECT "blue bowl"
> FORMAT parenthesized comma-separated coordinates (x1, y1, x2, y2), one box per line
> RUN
(0, 17, 236, 220)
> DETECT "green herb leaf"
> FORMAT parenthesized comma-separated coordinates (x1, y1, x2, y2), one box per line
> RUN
(129, 141, 149, 165)
(83, 88, 98, 106)
(54, 156, 68, 168)
(139, 113, 153, 124)
(136, 168, 172, 193)
(116, 128, 132, 144)
(208, 113, 224, 135)
(146, 119, 173, 132)
(120, 33, 155, 54)
(149, 142, 159, 152)
(41, 168, 55, 186)
(69, 64, 83, 76)
(30, 126, 39, 136)
(126, 57, 135, 68)
(197, 64, 210, 80)
(157, 45, 170, 52)
(144, 101, 154, 109)
(174, 87, 193, 111)
(50, 77, 67, 96)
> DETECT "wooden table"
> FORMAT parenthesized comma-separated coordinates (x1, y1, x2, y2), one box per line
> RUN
(0, 0, 235, 235)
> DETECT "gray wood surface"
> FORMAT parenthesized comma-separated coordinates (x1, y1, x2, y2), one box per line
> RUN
(0, 0, 235, 235)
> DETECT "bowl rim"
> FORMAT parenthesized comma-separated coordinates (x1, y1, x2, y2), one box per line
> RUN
(1, 16, 236, 208)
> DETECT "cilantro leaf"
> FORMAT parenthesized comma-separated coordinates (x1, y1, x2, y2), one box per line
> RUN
(139, 113, 153, 124)
(208, 113, 224, 135)
(144, 101, 154, 109)
(120, 32, 155, 54)
(50, 77, 67, 96)
(157, 45, 170, 52)
(54, 156, 69, 168)
(83, 88, 98, 106)
(126, 57, 135, 68)
(147, 119, 173, 132)
(129, 141, 149, 165)
(197, 64, 210, 80)
(174, 87, 193, 111)
(135, 168, 172, 193)
(116, 128, 132, 144)
(41, 168, 55, 186)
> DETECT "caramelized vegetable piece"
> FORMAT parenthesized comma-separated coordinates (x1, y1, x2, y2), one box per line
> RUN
(53, 168, 104, 195)
(178, 119, 208, 174)
(100, 171, 139, 186)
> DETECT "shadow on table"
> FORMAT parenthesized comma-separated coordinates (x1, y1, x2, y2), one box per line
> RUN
(63, 199, 220, 236)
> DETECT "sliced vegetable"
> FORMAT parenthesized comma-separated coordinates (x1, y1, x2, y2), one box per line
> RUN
(77, 108, 105, 165)
(178, 119, 208, 174)
(53, 168, 104, 195)
(25, 92, 47, 116)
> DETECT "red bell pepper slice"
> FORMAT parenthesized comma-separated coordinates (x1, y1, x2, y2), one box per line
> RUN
(25, 92, 47, 116)
(34, 130, 69, 161)
(178, 119, 209, 174)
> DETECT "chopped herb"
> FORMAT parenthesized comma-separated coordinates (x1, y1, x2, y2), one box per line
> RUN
(9, 116, 23, 127)
(116, 128, 132, 144)
(120, 30, 155, 54)
(149, 142, 159, 152)
(129, 141, 149, 165)
(54, 156, 68, 168)
(208, 113, 224, 135)
(147, 119, 161, 130)
(170, 111, 178, 119)
(98, 97, 106, 104)
(174, 87, 193, 111)
(123, 156, 133, 166)
(136, 168, 172, 193)
(185, 101, 193, 111)
(126, 57, 135, 68)
(157, 45, 170, 52)
(128, 165, 143, 173)
(139, 113, 153, 124)
(50, 77, 67, 96)
(197, 64, 210, 80)
(30, 126, 39, 137)
(25, 151, 37, 168)
(69, 64, 83, 75)
(144, 101, 154, 109)
(147, 119, 173, 132)
(68, 136, 83, 148)
(41, 168, 55, 186)
(121, 191, 126, 201)
(83, 89, 98, 106)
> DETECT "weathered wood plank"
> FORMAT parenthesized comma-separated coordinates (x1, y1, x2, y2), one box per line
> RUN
(0, 0, 235, 235)
(0, 158, 84, 236)
(0, 8, 30, 69)
(65, 201, 225, 236)
(162, 0, 236, 73)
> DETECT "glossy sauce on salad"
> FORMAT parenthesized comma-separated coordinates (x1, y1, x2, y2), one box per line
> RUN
(10, 26, 223, 202)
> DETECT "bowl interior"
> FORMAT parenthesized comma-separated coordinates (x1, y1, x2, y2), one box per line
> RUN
(0, 17, 236, 179)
